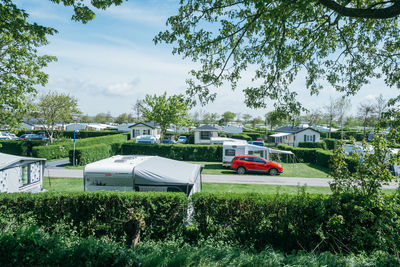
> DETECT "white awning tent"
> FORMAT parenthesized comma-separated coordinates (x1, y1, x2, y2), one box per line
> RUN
(84, 155, 202, 197)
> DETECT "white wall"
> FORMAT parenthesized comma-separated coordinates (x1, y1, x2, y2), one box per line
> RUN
(194, 131, 218, 144)
(294, 129, 320, 147)
(130, 126, 161, 141)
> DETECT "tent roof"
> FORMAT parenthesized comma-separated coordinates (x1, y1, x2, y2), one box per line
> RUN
(133, 156, 202, 185)
(0, 153, 45, 170)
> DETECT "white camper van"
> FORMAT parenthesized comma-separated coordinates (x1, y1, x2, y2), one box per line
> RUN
(222, 142, 294, 167)
(84, 155, 202, 197)
(210, 137, 247, 145)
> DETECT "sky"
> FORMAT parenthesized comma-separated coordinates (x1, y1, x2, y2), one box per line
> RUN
(14, 0, 398, 118)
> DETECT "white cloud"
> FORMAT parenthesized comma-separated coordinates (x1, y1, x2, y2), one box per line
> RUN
(364, 94, 376, 101)
(101, 5, 169, 26)
(104, 79, 141, 97)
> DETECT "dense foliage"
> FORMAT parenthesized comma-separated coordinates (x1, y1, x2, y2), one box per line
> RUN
(121, 143, 223, 162)
(0, 140, 46, 156)
(298, 141, 327, 149)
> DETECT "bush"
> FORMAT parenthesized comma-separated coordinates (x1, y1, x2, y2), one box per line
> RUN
(121, 143, 222, 162)
(17, 130, 128, 139)
(0, 227, 136, 267)
(315, 149, 334, 168)
(242, 132, 262, 140)
(32, 134, 129, 160)
(69, 144, 111, 165)
(0, 192, 188, 241)
(277, 144, 318, 163)
(230, 133, 252, 141)
(0, 140, 47, 156)
(323, 138, 338, 150)
(298, 142, 327, 150)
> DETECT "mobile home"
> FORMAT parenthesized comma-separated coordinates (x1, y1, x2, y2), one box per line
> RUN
(84, 155, 202, 197)
(222, 142, 293, 167)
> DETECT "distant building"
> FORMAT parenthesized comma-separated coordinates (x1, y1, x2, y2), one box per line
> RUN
(193, 124, 220, 144)
(223, 124, 243, 134)
(128, 122, 161, 142)
(270, 126, 320, 147)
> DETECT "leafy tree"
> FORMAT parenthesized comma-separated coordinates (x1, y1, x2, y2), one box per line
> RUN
(141, 92, 191, 139)
(358, 102, 376, 137)
(335, 97, 352, 139)
(155, 0, 400, 114)
(132, 100, 143, 122)
(305, 109, 323, 126)
(115, 113, 134, 124)
(201, 112, 219, 124)
(266, 110, 286, 131)
(32, 92, 80, 143)
(250, 116, 263, 127)
(324, 98, 338, 138)
(375, 94, 388, 121)
(221, 111, 236, 124)
(242, 114, 252, 125)
(0, 0, 57, 129)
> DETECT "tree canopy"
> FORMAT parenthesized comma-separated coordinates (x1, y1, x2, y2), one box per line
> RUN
(155, 0, 400, 114)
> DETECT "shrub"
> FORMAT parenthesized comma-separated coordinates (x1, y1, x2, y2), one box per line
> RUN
(315, 149, 334, 168)
(298, 142, 327, 150)
(277, 144, 317, 163)
(69, 144, 111, 165)
(121, 143, 222, 162)
(242, 132, 262, 140)
(0, 140, 47, 156)
(230, 133, 252, 141)
(323, 138, 338, 150)
(0, 192, 188, 241)
(32, 134, 129, 159)
(17, 130, 128, 139)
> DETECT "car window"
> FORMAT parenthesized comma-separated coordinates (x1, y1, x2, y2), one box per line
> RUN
(253, 157, 266, 164)
(243, 157, 254, 162)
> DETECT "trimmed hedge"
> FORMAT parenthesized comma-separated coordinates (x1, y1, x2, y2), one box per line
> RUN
(0, 140, 47, 156)
(0, 192, 188, 241)
(230, 133, 252, 141)
(122, 143, 222, 162)
(298, 141, 327, 150)
(323, 138, 338, 150)
(69, 144, 111, 165)
(32, 134, 129, 160)
(17, 130, 127, 139)
(192, 192, 400, 252)
(242, 132, 262, 140)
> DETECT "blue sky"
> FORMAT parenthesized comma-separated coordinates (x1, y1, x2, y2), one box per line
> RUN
(15, 0, 397, 118)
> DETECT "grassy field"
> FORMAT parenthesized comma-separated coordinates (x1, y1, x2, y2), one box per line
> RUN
(43, 177, 333, 194)
(65, 162, 330, 178)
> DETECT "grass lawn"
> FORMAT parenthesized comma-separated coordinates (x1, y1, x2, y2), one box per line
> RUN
(189, 162, 330, 178)
(42, 177, 330, 194)
(64, 161, 330, 178)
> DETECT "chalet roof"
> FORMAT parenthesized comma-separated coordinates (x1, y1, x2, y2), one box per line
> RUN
(274, 126, 320, 134)
(193, 124, 220, 131)
(128, 122, 160, 129)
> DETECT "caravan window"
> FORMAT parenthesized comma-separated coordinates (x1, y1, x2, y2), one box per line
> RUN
(200, 131, 211, 140)
(225, 149, 235, 156)
(21, 165, 29, 186)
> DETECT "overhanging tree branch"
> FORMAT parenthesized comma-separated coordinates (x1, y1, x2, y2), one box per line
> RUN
(318, 0, 400, 19)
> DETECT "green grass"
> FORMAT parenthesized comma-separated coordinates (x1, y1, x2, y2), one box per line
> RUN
(189, 162, 330, 177)
(64, 161, 330, 178)
(43, 177, 83, 192)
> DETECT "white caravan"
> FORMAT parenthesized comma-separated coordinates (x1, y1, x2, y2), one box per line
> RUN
(84, 155, 202, 197)
(210, 137, 247, 145)
(222, 142, 294, 167)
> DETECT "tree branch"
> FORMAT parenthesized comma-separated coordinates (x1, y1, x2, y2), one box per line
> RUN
(318, 0, 400, 19)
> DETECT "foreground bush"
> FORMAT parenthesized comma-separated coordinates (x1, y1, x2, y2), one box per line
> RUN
(0, 192, 187, 241)
(0, 227, 136, 267)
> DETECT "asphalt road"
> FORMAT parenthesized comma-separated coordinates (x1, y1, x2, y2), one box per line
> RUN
(44, 167, 399, 189)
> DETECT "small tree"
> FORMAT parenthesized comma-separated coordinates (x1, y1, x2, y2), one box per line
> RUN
(266, 110, 286, 131)
(141, 92, 191, 140)
(335, 97, 352, 140)
(358, 102, 376, 137)
(221, 111, 236, 124)
(33, 92, 80, 143)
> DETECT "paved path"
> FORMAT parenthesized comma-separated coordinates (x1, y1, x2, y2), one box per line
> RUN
(44, 167, 398, 189)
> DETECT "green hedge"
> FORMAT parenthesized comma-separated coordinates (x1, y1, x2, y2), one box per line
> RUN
(0, 192, 188, 241)
(69, 144, 111, 165)
(32, 134, 129, 160)
(277, 144, 318, 163)
(0, 227, 136, 267)
(192, 192, 400, 252)
(323, 138, 338, 150)
(230, 133, 252, 141)
(242, 132, 262, 140)
(0, 140, 47, 156)
(298, 141, 327, 150)
(121, 143, 222, 162)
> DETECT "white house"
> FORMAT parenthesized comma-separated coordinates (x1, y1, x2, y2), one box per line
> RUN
(0, 153, 45, 193)
(66, 123, 88, 131)
(270, 126, 321, 147)
(193, 124, 220, 144)
(128, 122, 161, 142)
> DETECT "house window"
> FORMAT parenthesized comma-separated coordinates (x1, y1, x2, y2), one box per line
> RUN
(200, 131, 211, 140)
(134, 129, 140, 137)
(143, 129, 150, 135)
(225, 149, 235, 156)
(304, 135, 316, 142)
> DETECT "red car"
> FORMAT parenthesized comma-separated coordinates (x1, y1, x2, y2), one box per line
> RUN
(231, 155, 283, 175)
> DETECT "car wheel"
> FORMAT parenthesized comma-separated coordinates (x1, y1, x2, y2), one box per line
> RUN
(237, 166, 246, 175)
(268, 168, 278, 176)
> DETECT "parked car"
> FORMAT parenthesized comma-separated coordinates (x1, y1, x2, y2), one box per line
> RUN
(248, 140, 265, 147)
(256, 138, 264, 142)
(135, 135, 157, 144)
(231, 155, 283, 175)
(0, 132, 11, 140)
(19, 134, 49, 141)
(177, 136, 187, 144)
(162, 139, 177, 144)
(5, 132, 19, 140)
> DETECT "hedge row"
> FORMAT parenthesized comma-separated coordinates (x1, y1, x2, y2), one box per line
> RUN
(32, 134, 129, 159)
(0, 192, 187, 241)
(320, 131, 366, 141)
(1, 192, 399, 253)
(192, 192, 400, 252)
(0, 140, 47, 156)
(16, 130, 126, 139)
(277, 144, 358, 172)
(121, 143, 223, 162)
(298, 141, 327, 150)
(68, 141, 125, 165)
(323, 138, 338, 150)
